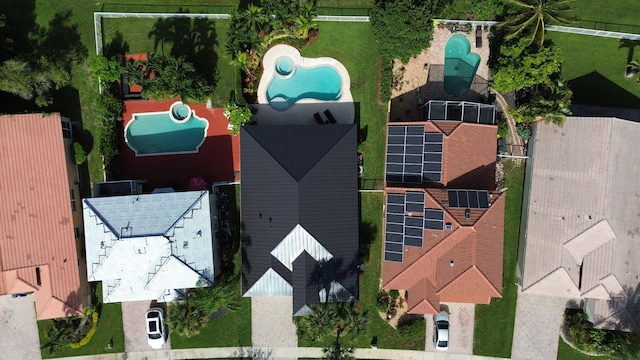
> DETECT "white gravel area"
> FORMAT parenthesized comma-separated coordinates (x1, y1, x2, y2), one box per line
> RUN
(251, 296, 297, 356)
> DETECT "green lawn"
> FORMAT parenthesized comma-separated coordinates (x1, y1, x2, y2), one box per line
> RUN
(571, 0, 640, 30)
(301, 22, 388, 180)
(548, 33, 640, 109)
(38, 283, 124, 358)
(557, 337, 603, 360)
(473, 160, 524, 357)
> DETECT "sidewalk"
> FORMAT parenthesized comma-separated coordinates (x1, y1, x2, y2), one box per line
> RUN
(53, 346, 511, 360)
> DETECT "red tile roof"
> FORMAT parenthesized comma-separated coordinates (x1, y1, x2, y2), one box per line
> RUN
(382, 122, 504, 314)
(0, 113, 82, 319)
(119, 99, 241, 189)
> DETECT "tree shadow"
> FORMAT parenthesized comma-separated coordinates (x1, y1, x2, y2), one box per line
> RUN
(37, 10, 87, 72)
(0, 0, 37, 61)
(148, 12, 219, 87)
(103, 31, 130, 59)
(619, 38, 640, 64)
(568, 71, 640, 109)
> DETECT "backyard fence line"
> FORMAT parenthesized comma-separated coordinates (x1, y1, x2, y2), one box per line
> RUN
(546, 25, 640, 40)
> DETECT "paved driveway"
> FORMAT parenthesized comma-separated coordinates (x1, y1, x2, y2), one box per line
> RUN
(511, 291, 567, 360)
(425, 302, 475, 354)
(251, 297, 297, 359)
(0, 295, 41, 360)
(122, 300, 171, 352)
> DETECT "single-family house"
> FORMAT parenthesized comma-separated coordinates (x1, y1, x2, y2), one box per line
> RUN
(240, 125, 359, 316)
(381, 118, 505, 314)
(0, 113, 88, 319)
(83, 191, 216, 303)
(518, 116, 640, 331)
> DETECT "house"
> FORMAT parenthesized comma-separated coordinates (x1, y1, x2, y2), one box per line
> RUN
(518, 117, 640, 331)
(0, 113, 88, 319)
(240, 125, 359, 316)
(381, 119, 505, 314)
(83, 191, 216, 303)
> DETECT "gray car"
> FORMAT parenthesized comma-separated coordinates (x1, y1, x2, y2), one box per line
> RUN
(433, 312, 449, 351)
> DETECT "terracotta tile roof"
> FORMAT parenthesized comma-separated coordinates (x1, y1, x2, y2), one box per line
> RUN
(0, 113, 82, 319)
(382, 121, 504, 314)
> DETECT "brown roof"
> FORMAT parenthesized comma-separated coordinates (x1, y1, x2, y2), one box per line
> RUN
(0, 113, 82, 319)
(388, 122, 496, 189)
(382, 121, 503, 314)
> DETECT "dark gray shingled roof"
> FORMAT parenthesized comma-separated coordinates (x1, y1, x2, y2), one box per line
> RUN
(240, 125, 359, 315)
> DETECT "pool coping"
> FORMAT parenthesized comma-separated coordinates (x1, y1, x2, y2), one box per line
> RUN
(124, 101, 210, 157)
(257, 44, 354, 106)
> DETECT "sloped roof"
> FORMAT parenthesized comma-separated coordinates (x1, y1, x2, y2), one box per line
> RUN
(522, 117, 640, 331)
(83, 191, 214, 303)
(382, 119, 503, 314)
(382, 188, 504, 312)
(0, 113, 82, 319)
(387, 122, 497, 189)
(240, 125, 359, 315)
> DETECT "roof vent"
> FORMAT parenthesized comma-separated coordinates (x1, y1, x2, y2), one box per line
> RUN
(445, 223, 452, 230)
(450, 260, 455, 267)
(465, 210, 471, 219)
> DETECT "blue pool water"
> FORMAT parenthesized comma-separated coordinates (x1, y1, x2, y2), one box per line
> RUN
(266, 59, 342, 110)
(444, 34, 480, 97)
(126, 112, 208, 156)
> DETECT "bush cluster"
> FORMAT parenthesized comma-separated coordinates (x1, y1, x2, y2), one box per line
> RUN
(397, 315, 425, 340)
(69, 311, 99, 349)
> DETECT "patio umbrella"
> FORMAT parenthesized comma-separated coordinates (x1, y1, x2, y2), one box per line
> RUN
(188, 176, 208, 191)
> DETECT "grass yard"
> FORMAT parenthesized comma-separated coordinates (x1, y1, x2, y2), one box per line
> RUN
(102, 17, 240, 107)
(557, 337, 602, 360)
(571, 0, 640, 31)
(473, 160, 524, 357)
(548, 33, 640, 109)
(301, 22, 388, 180)
(38, 283, 124, 358)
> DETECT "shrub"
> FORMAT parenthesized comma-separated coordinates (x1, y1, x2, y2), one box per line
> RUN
(376, 290, 390, 312)
(224, 103, 253, 135)
(98, 118, 119, 159)
(69, 312, 99, 349)
(379, 57, 393, 103)
(388, 289, 400, 300)
(497, 116, 510, 139)
(72, 141, 87, 165)
(397, 315, 425, 339)
(97, 90, 123, 119)
(516, 123, 532, 141)
(89, 55, 124, 84)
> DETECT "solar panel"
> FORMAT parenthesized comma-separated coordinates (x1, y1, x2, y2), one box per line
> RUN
(424, 208, 445, 230)
(405, 216, 423, 227)
(385, 232, 403, 243)
(384, 251, 403, 262)
(387, 193, 404, 205)
(423, 132, 443, 183)
(385, 242, 403, 252)
(404, 236, 423, 247)
(447, 190, 490, 209)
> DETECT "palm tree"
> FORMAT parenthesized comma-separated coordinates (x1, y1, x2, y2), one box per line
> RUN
(510, 79, 572, 126)
(499, 0, 575, 46)
(167, 300, 208, 337)
(188, 275, 240, 314)
(626, 59, 640, 81)
(245, 4, 266, 33)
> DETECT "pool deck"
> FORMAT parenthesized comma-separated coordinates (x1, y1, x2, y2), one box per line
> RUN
(119, 98, 240, 191)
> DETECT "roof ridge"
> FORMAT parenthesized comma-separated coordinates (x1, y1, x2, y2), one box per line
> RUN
(437, 265, 501, 297)
(384, 227, 472, 289)
(163, 190, 208, 235)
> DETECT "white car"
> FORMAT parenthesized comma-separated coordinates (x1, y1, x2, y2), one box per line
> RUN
(146, 308, 166, 349)
(433, 312, 449, 351)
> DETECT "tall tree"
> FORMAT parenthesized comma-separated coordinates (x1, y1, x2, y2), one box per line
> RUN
(499, 0, 575, 46)
(510, 79, 572, 126)
(626, 59, 640, 81)
(370, 0, 438, 63)
(492, 37, 562, 93)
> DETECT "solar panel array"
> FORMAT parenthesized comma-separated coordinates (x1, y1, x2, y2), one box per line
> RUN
(385, 192, 445, 263)
(448, 190, 490, 209)
(386, 126, 444, 184)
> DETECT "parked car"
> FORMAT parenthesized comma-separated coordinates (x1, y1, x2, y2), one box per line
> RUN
(146, 308, 166, 349)
(433, 312, 449, 351)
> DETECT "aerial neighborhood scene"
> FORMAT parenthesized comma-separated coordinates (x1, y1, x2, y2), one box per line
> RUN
(3, 0, 640, 359)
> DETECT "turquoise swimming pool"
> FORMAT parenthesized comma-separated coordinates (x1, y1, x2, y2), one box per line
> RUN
(125, 103, 208, 156)
(266, 57, 342, 110)
(444, 34, 480, 97)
